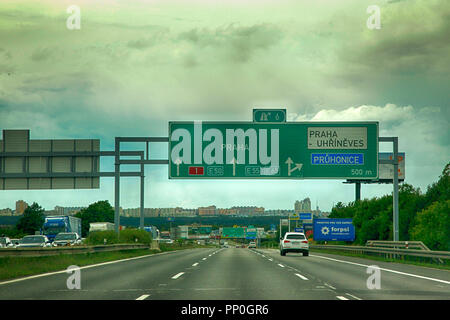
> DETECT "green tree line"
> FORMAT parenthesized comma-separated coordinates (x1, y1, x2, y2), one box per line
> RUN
(329, 162, 449, 250)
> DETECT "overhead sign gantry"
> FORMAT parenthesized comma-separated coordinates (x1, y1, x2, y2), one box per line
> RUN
(1, 108, 402, 241)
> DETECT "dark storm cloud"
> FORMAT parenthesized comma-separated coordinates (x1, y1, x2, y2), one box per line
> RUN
(30, 47, 54, 62)
(339, 1, 450, 74)
(178, 23, 283, 63)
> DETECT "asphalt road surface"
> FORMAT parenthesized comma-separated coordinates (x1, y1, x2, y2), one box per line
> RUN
(0, 247, 449, 300)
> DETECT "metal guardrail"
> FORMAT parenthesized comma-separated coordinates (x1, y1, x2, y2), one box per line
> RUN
(0, 243, 157, 257)
(309, 244, 450, 261)
(365, 240, 430, 251)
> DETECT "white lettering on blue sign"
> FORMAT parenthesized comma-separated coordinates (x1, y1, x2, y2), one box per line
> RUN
(311, 153, 364, 165)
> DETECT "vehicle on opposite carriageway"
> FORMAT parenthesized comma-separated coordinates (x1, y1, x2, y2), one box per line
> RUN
(52, 232, 82, 246)
(16, 235, 52, 248)
(0, 237, 14, 248)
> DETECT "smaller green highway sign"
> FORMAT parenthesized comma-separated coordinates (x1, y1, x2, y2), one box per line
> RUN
(222, 227, 246, 238)
(253, 109, 286, 123)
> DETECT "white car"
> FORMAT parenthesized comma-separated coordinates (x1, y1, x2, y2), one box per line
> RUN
(248, 241, 257, 248)
(280, 232, 309, 256)
(0, 237, 14, 248)
(52, 232, 82, 246)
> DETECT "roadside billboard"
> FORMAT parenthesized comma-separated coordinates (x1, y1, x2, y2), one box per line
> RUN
(313, 219, 355, 241)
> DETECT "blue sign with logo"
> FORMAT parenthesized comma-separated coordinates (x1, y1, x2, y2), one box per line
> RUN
(246, 227, 257, 240)
(313, 219, 355, 241)
(299, 213, 312, 220)
(311, 153, 364, 165)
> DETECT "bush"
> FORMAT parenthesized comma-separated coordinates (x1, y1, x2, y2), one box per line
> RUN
(410, 200, 450, 251)
(118, 228, 152, 245)
(85, 229, 152, 246)
(85, 231, 119, 245)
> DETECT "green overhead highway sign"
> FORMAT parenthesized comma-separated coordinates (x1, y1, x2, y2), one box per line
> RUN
(169, 121, 378, 179)
(222, 227, 246, 239)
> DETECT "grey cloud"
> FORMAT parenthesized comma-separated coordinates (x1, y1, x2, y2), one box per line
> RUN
(340, 1, 450, 74)
(178, 23, 283, 63)
(31, 47, 53, 62)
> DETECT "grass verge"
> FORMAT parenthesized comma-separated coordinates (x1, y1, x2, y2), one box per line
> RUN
(310, 248, 450, 270)
(0, 243, 218, 282)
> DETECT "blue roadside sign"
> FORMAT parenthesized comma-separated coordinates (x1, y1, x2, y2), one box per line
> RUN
(313, 218, 355, 241)
(299, 213, 312, 220)
(246, 228, 257, 239)
(294, 227, 304, 233)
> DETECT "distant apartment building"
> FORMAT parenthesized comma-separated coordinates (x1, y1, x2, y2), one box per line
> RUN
(198, 205, 216, 216)
(0, 208, 13, 216)
(295, 198, 312, 213)
(231, 206, 265, 216)
(217, 208, 238, 216)
(175, 207, 197, 217)
(312, 209, 330, 218)
(15, 200, 28, 214)
(122, 207, 197, 218)
(265, 209, 294, 216)
(54, 206, 85, 216)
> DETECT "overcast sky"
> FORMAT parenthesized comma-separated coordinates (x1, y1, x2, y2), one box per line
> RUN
(0, 0, 448, 212)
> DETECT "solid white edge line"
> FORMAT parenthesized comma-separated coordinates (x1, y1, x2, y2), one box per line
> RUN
(136, 294, 150, 300)
(310, 254, 450, 285)
(171, 272, 185, 279)
(0, 250, 178, 286)
(346, 293, 363, 300)
(337, 296, 349, 300)
(295, 273, 308, 280)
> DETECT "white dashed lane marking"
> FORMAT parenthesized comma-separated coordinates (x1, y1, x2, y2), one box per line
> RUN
(171, 272, 185, 279)
(295, 273, 308, 280)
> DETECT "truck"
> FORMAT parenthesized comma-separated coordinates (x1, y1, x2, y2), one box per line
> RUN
(42, 216, 82, 242)
(144, 226, 160, 240)
(89, 222, 115, 233)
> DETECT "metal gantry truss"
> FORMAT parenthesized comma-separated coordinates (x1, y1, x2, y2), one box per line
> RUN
(344, 137, 400, 241)
(114, 137, 169, 233)
(1, 132, 401, 241)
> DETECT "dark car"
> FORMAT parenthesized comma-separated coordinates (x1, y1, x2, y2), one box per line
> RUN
(16, 235, 52, 248)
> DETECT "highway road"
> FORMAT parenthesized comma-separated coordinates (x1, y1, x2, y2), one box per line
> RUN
(0, 247, 449, 300)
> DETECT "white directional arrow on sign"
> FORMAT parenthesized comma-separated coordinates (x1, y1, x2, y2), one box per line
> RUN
(174, 158, 182, 176)
(229, 157, 237, 176)
(285, 157, 303, 176)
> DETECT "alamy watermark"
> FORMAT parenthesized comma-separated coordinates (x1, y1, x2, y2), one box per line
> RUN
(66, 5, 81, 30)
(366, 265, 381, 289)
(367, 5, 381, 30)
(66, 265, 81, 289)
